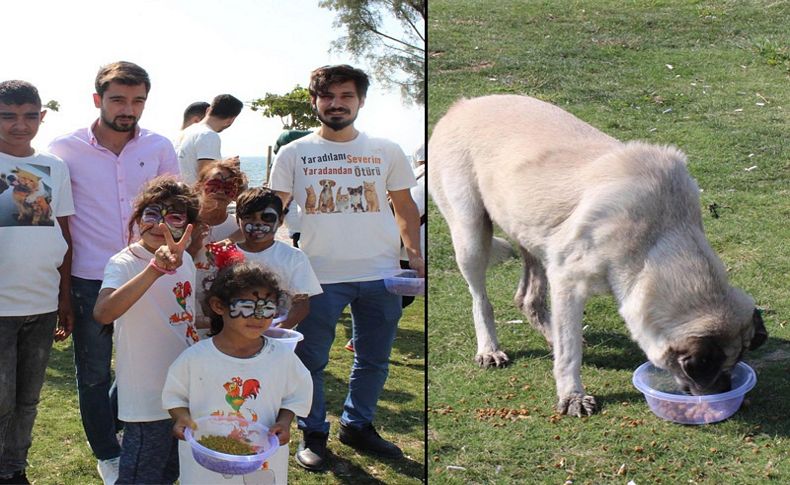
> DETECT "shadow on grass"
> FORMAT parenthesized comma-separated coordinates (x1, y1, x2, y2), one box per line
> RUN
(316, 451, 424, 484)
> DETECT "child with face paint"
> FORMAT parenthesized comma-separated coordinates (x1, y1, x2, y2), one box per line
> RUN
(92, 176, 199, 484)
(210, 187, 322, 329)
(163, 261, 313, 484)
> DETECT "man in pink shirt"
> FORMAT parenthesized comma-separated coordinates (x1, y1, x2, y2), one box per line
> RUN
(48, 61, 179, 485)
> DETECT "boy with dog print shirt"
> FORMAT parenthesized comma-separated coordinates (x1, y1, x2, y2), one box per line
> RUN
(0, 80, 75, 485)
(270, 64, 423, 471)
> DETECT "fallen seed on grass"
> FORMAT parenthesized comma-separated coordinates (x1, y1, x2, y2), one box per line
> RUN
(446, 465, 466, 471)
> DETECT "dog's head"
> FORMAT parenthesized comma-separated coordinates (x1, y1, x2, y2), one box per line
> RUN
(660, 306, 767, 395)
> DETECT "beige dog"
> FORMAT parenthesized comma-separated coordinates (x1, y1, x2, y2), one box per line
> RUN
(428, 95, 767, 417)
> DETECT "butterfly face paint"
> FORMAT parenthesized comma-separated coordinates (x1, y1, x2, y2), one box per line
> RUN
(240, 207, 280, 240)
(229, 297, 278, 319)
(141, 204, 188, 239)
(204, 178, 238, 198)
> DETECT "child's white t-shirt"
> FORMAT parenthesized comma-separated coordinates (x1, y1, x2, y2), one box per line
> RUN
(101, 243, 198, 422)
(162, 337, 313, 484)
(238, 241, 323, 297)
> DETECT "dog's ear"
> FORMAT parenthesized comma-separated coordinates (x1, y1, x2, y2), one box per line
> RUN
(679, 337, 726, 387)
(749, 308, 768, 350)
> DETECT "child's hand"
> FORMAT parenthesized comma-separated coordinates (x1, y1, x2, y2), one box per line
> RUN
(155, 223, 194, 272)
(268, 422, 291, 446)
(172, 414, 197, 441)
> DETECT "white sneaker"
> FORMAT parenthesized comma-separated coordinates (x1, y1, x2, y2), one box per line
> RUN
(97, 457, 120, 485)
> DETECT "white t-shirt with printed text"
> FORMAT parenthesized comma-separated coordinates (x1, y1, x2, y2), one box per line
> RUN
(0, 151, 75, 316)
(270, 132, 416, 283)
(162, 337, 312, 484)
(101, 243, 198, 421)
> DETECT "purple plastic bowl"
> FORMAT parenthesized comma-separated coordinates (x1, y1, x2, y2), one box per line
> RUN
(632, 361, 756, 425)
(184, 416, 279, 475)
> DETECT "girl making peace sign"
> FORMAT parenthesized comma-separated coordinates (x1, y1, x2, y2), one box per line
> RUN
(93, 176, 199, 484)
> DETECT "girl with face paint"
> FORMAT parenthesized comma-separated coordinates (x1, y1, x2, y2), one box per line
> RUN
(91, 176, 200, 484)
(217, 187, 323, 330)
(162, 261, 313, 485)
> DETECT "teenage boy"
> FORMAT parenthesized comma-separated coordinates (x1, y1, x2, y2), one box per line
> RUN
(270, 64, 424, 470)
(48, 61, 180, 485)
(0, 80, 75, 485)
(176, 94, 243, 183)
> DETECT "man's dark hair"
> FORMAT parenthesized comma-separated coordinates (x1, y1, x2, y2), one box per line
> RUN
(0, 80, 42, 107)
(236, 187, 284, 219)
(309, 64, 370, 99)
(95, 61, 151, 97)
(210, 94, 243, 119)
(183, 101, 210, 124)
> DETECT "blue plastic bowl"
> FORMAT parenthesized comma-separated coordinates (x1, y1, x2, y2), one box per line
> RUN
(632, 361, 756, 425)
(184, 416, 279, 475)
(383, 269, 425, 296)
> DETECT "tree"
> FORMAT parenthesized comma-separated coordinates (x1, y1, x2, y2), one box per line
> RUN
(320, 0, 425, 105)
(249, 86, 320, 130)
(44, 100, 60, 112)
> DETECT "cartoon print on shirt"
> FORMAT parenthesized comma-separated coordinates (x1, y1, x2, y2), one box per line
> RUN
(335, 186, 350, 213)
(348, 185, 364, 213)
(210, 376, 261, 422)
(304, 185, 317, 214)
(169, 281, 198, 343)
(318, 179, 336, 213)
(0, 164, 54, 227)
(363, 181, 380, 212)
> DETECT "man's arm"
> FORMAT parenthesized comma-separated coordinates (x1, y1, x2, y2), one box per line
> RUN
(389, 189, 425, 278)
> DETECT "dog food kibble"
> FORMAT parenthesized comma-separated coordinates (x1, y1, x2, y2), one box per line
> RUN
(197, 435, 256, 455)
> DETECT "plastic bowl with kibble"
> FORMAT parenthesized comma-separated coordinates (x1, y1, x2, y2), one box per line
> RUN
(383, 269, 425, 296)
(184, 416, 279, 476)
(632, 361, 756, 425)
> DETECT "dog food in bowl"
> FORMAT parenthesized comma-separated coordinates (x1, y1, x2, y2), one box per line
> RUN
(184, 416, 279, 476)
(632, 361, 756, 424)
(383, 270, 424, 296)
(263, 327, 303, 351)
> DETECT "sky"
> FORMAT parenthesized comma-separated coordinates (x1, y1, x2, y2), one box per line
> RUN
(3, 0, 425, 158)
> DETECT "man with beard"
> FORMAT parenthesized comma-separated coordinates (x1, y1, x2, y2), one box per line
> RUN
(48, 61, 179, 485)
(175, 94, 243, 184)
(270, 64, 424, 471)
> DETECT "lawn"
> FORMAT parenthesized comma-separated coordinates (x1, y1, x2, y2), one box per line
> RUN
(428, 0, 789, 483)
(27, 300, 425, 484)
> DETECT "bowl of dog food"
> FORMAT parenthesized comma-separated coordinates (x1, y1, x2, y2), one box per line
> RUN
(184, 415, 279, 476)
(263, 327, 303, 351)
(632, 361, 756, 425)
(383, 269, 425, 296)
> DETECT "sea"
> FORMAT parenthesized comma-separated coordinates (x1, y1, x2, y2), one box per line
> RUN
(239, 156, 269, 187)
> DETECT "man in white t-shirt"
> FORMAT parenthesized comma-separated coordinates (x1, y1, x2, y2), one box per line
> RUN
(175, 94, 243, 183)
(0, 80, 75, 484)
(270, 64, 424, 471)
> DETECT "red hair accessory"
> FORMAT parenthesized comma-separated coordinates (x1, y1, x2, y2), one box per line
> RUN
(208, 242, 245, 269)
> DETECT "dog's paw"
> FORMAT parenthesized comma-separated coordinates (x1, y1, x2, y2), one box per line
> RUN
(475, 350, 510, 368)
(556, 393, 597, 417)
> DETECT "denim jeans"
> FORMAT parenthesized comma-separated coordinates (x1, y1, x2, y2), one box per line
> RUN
(116, 419, 179, 484)
(0, 311, 57, 475)
(295, 281, 402, 433)
(71, 277, 121, 461)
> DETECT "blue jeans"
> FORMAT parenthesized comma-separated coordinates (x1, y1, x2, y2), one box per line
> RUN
(117, 419, 179, 484)
(0, 311, 57, 475)
(296, 281, 402, 433)
(71, 277, 121, 461)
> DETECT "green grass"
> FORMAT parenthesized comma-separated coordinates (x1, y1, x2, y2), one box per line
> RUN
(27, 301, 425, 484)
(428, 0, 789, 483)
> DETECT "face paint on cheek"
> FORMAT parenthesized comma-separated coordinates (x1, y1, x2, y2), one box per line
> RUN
(166, 222, 185, 239)
(254, 299, 278, 319)
(243, 222, 272, 240)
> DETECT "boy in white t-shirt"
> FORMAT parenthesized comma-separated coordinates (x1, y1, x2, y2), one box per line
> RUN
(0, 80, 75, 484)
(206, 187, 322, 329)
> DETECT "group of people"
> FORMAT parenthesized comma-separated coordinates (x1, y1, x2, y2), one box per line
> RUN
(0, 61, 424, 484)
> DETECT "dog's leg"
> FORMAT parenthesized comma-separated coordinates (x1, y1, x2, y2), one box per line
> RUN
(549, 277, 597, 416)
(514, 247, 552, 347)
